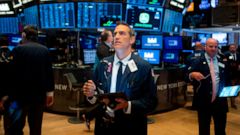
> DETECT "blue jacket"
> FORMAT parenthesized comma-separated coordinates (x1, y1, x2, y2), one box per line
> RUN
(93, 53, 157, 135)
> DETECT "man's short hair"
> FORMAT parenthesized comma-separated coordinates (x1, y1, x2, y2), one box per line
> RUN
(116, 21, 135, 37)
(100, 30, 111, 42)
(23, 25, 38, 42)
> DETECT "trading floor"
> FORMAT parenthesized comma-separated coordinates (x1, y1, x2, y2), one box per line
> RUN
(0, 99, 239, 135)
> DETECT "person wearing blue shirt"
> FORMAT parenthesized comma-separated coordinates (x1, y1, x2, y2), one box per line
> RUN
(83, 22, 157, 135)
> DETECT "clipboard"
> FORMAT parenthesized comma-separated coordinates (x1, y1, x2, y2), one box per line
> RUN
(219, 85, 240, 97)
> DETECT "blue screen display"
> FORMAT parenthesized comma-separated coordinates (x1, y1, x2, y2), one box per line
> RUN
(212, 33, 227, 44)
(0, 17, 19, 34)
(125, 4, 163, 31)
(8, 34, 22, 46)
(24, 5, 38, 26)
(39, 3, 75, 28)
(162, 9, 183, 33)
(164, 36, 182, 49)
(142, 35, 163, 49)
(138, 49, 160, 64)
(79, 34, 97, 49)
(162, 50, 179, 63)
(83, 49, 96, 64)
(77, 2, 122, 28)
(127, 0, 165, 6)
(196, 33, 211, 44)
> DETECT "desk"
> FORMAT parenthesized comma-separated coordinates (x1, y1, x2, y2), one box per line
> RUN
(153, 66, 187, 113)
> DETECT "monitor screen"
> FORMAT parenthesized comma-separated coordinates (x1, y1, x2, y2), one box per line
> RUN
(164, 36, 182, 49)
(83, 49, 96, 64)
(24, 5, 39, 26)
(0, 17, 19, 34)
(126, 0, 166, 6)
(196, 33, 211, 44)
(142, 35, 163, 49)
(212, 33, 227, 44)
(164, 0, 188, 12)
(39, 2, 75, 29)
(8, 34, 22, 46)
(138, 49, 160, 64)
(79, 34, 97, 49)
(77, 2, 122, 28)
(125, 4, 163, 31)
(162, 50, 179, 63)
(162, 9, 183, 33)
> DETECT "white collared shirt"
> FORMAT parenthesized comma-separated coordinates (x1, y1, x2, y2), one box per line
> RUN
(110, 53, 131, 93)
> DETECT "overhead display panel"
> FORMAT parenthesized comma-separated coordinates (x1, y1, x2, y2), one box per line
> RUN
(125, 4, 163, 31)
(162, 9, 182, 33)
(127, 0, 166, 6)
(0, 17, 19, 34)
(39, 2, 75, 29)
(77, 2, 122, 28)
(24, 5, 39, 26)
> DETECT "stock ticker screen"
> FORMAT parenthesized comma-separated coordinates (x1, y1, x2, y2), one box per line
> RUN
(127, 0, 165, 6)
(24, 5, 39, 26)
(0, 17, 19, 34)
(125, 4, 163, 31)
(77, 2, 122, 28)
(39, 2, 75, 29)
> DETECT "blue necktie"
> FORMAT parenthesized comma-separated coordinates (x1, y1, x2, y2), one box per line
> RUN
(116, 61, 123, 92)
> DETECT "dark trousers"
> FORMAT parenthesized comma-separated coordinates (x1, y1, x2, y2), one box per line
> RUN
(197, 108, 227, 135)
(4, 102, 44, 135)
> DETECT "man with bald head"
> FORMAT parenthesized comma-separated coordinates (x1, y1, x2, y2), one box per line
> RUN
(188, 38, 229, 135)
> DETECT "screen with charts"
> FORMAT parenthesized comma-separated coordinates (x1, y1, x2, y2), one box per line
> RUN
(24, 5, 39, 26)
(162, 50, 179, 63)
(125, 4, 163, 31)
(77, 2, 122, 28)
(162, 9, 183, 33)
(39, 2, 75, 29)
(164, 36, 182, 49)
(138, 49, 161, 64)
(83, 49, 97, 64)
(142, 35, 163, 49)
(79, 33, 97, 49)
(0, 17, 19, 34)
(126, 0, 166, 6)
(196, 33, 211, 44)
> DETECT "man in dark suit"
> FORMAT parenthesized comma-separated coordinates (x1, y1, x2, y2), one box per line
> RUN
(188, 38, 229, 135)
(224, 44, 240, 109)
(96, 29, 114, 60)
(83, 22, 157, 135)
(4, 25, 54, 135)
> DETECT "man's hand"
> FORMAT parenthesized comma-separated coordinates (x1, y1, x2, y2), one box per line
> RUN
(114, 98, 128, 111)
(190, 72, 205, 81)
(83, 80, 96, 97)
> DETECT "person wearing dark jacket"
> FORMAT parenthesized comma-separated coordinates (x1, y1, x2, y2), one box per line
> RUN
(224, 44, 240, 109)
(83, 22, 157, 135)
(188, 38, 230, 135)
(3, 25, 54, 135)
(96, 29, 114, 60)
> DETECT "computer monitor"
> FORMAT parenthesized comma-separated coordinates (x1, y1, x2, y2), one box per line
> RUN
(83, 49, 96, 64)
(39, 2, 75, 29)
(0, 17, 19, 34)
(23, 5, 39, 26)
(162, 9, 183, 33)
(164, 36, 183, 49)
(162, 50, 179, 63)
(126, 0, 166, 6)
(196, 33, 211, 44)
(77, 2, 122, 28)
(79, 33, 97, 49)
(212, 33, 227, 45)
(125, 4, 163, 31)
(142, 35, 163, 49)
(137, 49, 161, 64)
